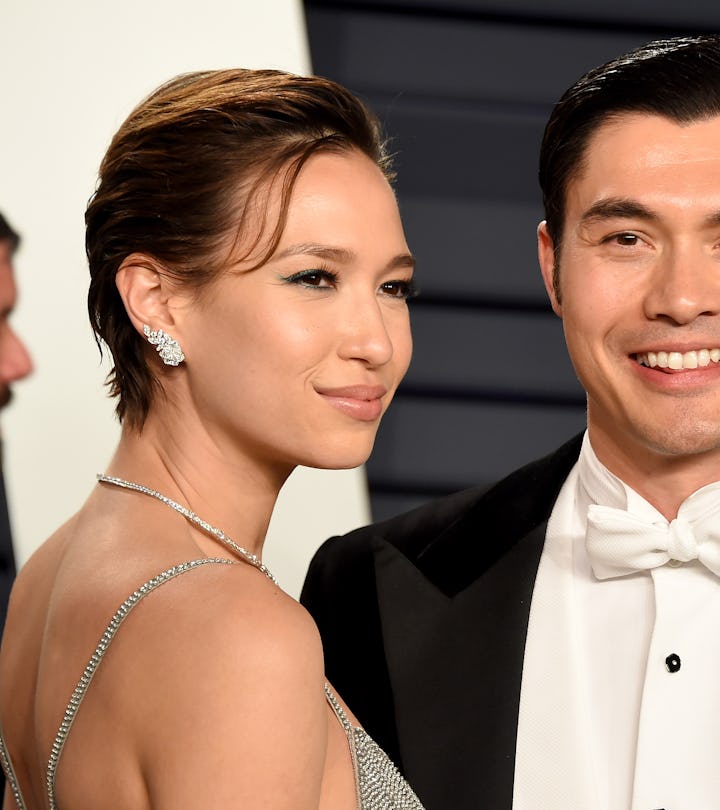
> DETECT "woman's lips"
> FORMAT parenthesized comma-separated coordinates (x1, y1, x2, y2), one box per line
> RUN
(315, 385, 387, 422)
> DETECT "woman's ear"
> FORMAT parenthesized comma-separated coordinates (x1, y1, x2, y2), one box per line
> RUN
(115, 253, 179, 335)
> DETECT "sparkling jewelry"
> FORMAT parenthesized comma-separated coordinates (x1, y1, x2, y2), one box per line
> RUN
(96, 474, 277, 584)
(143, 323, 185, 366)
(325, 685, 426, 809)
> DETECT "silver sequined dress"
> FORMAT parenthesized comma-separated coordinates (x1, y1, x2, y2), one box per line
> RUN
(0, 558, 425, 810)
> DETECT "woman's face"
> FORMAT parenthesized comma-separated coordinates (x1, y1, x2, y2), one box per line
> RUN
(174, 149, 414, 473)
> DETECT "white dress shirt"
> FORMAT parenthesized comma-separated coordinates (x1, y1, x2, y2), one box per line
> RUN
(513, 432, 720, 810)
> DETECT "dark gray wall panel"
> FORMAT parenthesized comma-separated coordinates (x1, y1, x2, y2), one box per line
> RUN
(366, 397, 586, 490)
(314, 0, 720, 30)
(309, 8, 648, 105)
(400, 197, 546, 300)
(405, 306, 582, 399)
(374, 101, 543, 201)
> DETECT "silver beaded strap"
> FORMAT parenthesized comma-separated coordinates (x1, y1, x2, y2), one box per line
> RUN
(46, 558, 234, 809)
(0, 725, 26, 810)
(324, 683, 355, 733)
(96, 474, 277, 585)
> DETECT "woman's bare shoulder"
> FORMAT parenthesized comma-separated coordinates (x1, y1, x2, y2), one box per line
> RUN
(112, 562, 330, 808)
(126, 560, 324, 686)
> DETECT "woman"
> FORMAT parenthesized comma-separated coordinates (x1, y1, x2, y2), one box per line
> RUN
(0, 69, 423, 809)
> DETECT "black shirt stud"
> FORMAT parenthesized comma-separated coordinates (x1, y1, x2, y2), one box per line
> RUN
(665, 653, 681, 673)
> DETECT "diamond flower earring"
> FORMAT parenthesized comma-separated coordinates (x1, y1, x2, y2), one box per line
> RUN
(143, 324, 185, 367)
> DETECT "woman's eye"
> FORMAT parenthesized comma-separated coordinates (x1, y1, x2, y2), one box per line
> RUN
(380, 279, 416, 299)
(285, 269, 337, 288)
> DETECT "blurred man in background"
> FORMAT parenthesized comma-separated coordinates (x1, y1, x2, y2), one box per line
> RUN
(0, 211, 33, 630)
(0, 210, 33, 803)
(0, 215, 33, 409)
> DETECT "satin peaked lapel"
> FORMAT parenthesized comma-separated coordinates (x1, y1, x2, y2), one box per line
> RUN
(371, 434, 584, 810)
(375, 522, 548, 810)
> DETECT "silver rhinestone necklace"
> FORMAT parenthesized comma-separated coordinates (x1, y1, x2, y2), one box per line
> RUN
(96, 473, 278, 585)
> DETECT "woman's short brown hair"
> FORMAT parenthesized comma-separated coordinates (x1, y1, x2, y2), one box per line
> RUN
(86, 69, 393, 429)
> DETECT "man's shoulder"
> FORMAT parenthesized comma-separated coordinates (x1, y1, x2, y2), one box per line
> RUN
(315, 432, 584, 567)
(335, 483, 489, 559)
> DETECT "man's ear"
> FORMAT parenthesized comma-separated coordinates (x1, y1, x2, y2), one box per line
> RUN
(537, 221, 562, 317)
(115, 254, 181, 336)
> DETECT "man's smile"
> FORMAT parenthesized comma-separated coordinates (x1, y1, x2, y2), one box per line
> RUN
(635, 348, 720, 370)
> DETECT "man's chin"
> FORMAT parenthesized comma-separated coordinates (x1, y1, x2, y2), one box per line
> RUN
(0, 387, 13, 410)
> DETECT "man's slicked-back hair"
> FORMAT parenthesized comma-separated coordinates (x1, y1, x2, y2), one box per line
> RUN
(86, 69, 393, 430)
(539, 35, 720, 250)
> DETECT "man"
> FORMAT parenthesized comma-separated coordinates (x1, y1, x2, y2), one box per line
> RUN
(301, 36, 720, 810)
(0, 212, 32, 803)
(0, 213, 33, 630)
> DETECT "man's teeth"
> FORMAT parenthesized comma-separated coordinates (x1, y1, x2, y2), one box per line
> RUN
(636, 349, 720, 369)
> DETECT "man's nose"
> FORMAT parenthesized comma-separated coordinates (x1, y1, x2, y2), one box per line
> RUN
(643, 247, 720, 324)
(0, 325, 33, 384)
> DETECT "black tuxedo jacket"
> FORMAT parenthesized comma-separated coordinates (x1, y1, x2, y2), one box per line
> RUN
(301, 434, 583, 810)
(0, 468, 16, 639)
(0, 465, 15, 804)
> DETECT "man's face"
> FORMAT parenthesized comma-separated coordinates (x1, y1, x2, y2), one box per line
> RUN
(0, 241, 32, 408)
(538, 113, 720, 479)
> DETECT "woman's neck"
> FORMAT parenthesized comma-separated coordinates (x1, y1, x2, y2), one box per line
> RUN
(104, 410, 293, 559)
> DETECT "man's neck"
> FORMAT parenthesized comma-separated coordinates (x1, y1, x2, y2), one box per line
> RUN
(587, 426, 720, 520)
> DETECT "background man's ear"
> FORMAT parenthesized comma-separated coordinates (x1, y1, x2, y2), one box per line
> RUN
(115, 254, 180, 336)
(537, 221, 562, 317)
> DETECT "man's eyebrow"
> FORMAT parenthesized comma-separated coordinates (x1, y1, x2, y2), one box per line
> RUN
(579, 199, 720, 230)
(276, 242, 416, 270)
(580, 198, 658, 225)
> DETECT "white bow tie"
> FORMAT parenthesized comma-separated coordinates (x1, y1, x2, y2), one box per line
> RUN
(585, 504, 720, 580)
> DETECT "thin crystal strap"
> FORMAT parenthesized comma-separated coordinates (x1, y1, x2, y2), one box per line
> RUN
(0, 726, 26, 810)
(324, 684, 354, 732)
(46, 558, 234, 810)
(96, 474, 277, 584)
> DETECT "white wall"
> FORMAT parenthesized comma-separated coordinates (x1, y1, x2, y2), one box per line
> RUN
(0, 0, 371, 599)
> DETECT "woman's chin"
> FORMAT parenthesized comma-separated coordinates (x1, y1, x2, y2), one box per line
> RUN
(301, 443, 376, 472)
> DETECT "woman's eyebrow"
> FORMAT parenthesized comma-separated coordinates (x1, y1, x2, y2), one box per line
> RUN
(277, 243, 415, 271)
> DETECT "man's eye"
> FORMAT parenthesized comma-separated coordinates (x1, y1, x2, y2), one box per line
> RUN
(610, 233, 640, 246)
